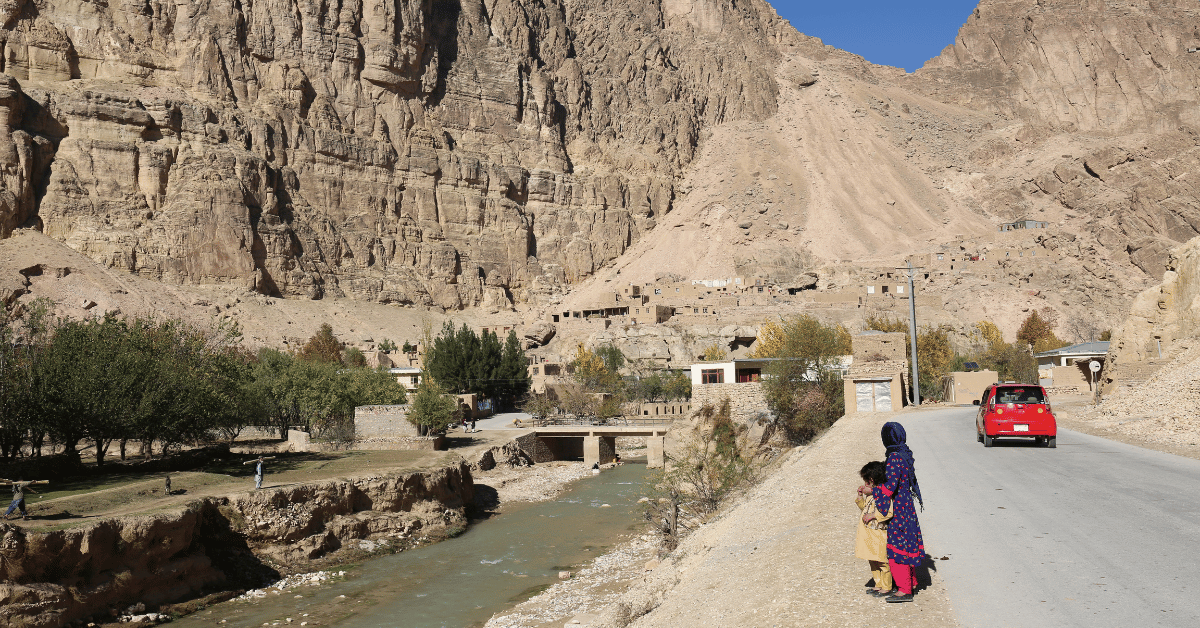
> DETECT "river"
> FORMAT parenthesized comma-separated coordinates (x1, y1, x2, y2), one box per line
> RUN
(175, 463, 651, 628)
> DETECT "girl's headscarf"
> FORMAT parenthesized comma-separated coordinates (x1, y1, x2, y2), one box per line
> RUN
(882, 422, 923, 509)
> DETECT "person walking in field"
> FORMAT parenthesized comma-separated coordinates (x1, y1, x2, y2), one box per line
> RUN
(870, 422, 925, 603)
(242, 456, 275, 490)
(2, 478, 47, 520)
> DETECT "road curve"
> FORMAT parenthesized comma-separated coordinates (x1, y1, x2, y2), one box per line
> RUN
(907, 406, 1200, 628)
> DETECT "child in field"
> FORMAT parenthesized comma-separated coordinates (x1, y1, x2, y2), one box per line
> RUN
(855, 460, 893, 595)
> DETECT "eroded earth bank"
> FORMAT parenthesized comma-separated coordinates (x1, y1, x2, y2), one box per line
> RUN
(0, 462, 475, 628)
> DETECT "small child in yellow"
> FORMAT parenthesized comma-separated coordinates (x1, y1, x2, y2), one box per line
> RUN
(855, 460, 893, 595)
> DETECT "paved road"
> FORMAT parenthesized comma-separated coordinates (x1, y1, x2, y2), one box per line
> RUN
(907, 406, 1200, 627)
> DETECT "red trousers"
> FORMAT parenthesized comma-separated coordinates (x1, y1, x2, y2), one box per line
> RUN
(888, 560, 916, 595)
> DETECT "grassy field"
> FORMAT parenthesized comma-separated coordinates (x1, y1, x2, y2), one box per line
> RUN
(8, 430, 512, 529)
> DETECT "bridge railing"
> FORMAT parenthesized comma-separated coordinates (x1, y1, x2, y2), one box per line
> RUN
(529, 415, 674, 428)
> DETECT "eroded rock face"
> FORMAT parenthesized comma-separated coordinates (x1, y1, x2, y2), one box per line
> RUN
(908, 0, 1200, 284)
(0, 0, 791, 308)
(0, 462, 474, 628)
(1102, 235, 1200, 391)
(916, 0, 1200, 133)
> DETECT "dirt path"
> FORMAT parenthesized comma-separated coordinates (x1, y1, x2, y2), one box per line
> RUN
(489, 409, 960, 628)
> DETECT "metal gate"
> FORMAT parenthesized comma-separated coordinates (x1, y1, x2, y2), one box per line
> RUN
(855, 380, 893, 412)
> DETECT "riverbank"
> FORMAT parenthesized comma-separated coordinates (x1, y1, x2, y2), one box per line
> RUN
(487, 410, 961, 628)
(171, 461, 652, 628)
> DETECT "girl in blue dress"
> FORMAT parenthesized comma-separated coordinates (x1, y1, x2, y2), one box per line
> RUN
(870, 421, 924, 603)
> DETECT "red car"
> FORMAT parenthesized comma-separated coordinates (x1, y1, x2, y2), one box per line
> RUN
(975, 384, 1057, 448)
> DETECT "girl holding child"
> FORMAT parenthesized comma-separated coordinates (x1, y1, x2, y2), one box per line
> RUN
(867, 421, 925, 603)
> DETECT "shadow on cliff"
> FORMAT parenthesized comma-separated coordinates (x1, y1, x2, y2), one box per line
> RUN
(425, 0, 462, 107)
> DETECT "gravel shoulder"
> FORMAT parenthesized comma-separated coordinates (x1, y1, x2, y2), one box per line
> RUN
(487, 410, 959, 628)
(1050, 392, 1200, 463)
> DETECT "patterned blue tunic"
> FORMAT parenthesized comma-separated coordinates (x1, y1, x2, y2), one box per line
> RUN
(873, 453, 924, 566)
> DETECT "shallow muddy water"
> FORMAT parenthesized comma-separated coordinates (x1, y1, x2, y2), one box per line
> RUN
(175, 463, 650, 628)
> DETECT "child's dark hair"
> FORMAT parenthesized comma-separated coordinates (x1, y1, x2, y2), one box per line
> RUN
(859, 461, 886, 486)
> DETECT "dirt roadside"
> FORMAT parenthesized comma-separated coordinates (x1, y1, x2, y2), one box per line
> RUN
(1046, 393, 1200, 463)
(488, 409, 960, 628)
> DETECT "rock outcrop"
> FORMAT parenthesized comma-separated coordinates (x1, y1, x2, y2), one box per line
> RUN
(0, 462, 473, 628)
(0, 0, 794, 309)
(909, 0, 1200, 280)
(1102, 235, 1200, 391)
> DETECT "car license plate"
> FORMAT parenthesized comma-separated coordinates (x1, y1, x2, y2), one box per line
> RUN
(1014, 424, 1029, 432)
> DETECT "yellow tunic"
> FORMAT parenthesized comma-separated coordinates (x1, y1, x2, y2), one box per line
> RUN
(854, 493, 893, 562)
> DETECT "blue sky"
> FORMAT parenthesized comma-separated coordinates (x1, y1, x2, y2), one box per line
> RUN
(770, 1, 980, 72)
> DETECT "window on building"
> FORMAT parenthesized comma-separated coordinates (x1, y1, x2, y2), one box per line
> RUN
(897, 285, 905, 294)
(882, 285, 889, 293)
(757, 287, 764, 293)
(701, 369, 724, 384)
(532, 367, 539, 375)
(654, 288, 662, 295)
(937, 254, 944, 261)
(867, 286, 875, 294)
(702, 307, 709, 314)
(736, 368, 761, 383)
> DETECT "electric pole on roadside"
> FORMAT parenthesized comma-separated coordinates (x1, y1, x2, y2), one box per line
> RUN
(896, 260, 923, 406)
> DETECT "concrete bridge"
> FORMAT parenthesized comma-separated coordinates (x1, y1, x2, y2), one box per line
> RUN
(529, 425, 670, 468)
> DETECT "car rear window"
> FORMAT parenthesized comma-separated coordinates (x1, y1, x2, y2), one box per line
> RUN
(995, 387, 1046, 404)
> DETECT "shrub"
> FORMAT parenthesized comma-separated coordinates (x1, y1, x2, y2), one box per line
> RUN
(643, 398, 759, 542)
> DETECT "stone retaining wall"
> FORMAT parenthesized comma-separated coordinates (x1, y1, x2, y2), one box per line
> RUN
(354, 404, 418, 439)
(691, 382, 770, 425)
(352, 436, 446, 451)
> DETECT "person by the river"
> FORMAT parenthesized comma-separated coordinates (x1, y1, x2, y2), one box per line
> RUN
(164, 475, 172, 495)
(867, 422, 925, 603)
(2, 478, 47, 520)
(242, 456, 275, 490)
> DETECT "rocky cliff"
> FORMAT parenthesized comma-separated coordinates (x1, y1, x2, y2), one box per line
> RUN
(909, 0, 1200, 277)
(0, 0, 793, 309)
(0, 462, 473, 628)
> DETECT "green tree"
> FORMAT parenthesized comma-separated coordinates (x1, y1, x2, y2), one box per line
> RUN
(343, 346, 367, 367)
(760, 314, 850, 444)
(0, 298, 53, 459)
(663, 370, 692, 401)
(979, 342, 1039, 385)
(496, 331, 532, 408)
(425, 323, 480, 394)
(572, 343, 620, 393)
(407, 379, 458, 435)
(595, 345, 626, 374)
(378, 338, 398, 353)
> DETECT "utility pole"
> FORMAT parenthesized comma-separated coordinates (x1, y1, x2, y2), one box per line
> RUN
(897, 261, 923, 406)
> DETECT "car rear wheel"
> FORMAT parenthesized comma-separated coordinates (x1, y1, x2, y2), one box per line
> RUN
(983, 433, 994, 447)
(1046, 436, 1056, 449)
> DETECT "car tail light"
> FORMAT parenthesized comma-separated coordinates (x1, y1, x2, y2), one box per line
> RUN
(996, 407, 1003, 415)
(1037, 407, 1044, 413)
